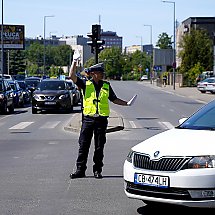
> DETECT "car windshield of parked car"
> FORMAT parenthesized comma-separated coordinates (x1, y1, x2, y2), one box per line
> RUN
(39, 81, 66, 91)
(18, 82, 27, 90)
(178, 100, 215, 130)
(0, 81, 3, 91)
(200, 78, 215, 83)
(25, 80, 40, 88)
(9, 83, 16, 90)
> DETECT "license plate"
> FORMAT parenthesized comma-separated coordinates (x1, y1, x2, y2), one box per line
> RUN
(134, 173, 169, 188)
(45, 101, 56, 105)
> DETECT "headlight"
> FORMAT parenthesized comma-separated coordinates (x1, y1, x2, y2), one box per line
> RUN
(33, 94, 40, 100)
(188, 156, 215, 168)
(59, 94, 69, 99)
(126, 150, 134, 163)
(0, 93, 4, 99)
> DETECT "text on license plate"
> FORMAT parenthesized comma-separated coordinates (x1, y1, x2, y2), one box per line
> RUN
(134, 173, 169, 188)
(45, 101, 56, 105)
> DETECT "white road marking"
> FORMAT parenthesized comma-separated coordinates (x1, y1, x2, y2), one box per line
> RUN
(158, 121, 174, 130)
(9, 122, 34, 130)
(48, 141, 59, 145)
(39, 121, 61, 129)
(129, 121, 137, 128)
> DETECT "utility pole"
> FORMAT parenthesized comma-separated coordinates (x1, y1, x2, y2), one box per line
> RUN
(1, 0, 4, 79)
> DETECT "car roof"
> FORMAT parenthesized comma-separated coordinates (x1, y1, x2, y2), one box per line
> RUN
(25, 76, 41, 80)
(41, 79, 65, 82)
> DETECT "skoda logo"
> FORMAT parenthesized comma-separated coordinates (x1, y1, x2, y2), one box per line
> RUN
(154, 151, 160, 157)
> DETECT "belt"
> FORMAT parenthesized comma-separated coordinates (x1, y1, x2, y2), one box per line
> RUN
(84, 114, 100, 118)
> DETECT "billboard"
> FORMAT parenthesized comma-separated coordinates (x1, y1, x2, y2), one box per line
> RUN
(0, 24, 25, 50)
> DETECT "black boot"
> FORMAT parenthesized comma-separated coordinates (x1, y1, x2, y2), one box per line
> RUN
(70, 171, 85, 179)
(94, 171, 103, 179)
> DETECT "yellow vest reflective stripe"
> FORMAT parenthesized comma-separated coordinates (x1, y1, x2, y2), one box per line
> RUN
(83, 80, 110, 117)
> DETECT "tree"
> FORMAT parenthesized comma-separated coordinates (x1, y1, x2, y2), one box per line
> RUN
(99, 47, 123, 79)
(178, 29, 213, 86)
(9, 50, 26, 75)
(25, 42, 72, 76)
(156, 32, 172, 49)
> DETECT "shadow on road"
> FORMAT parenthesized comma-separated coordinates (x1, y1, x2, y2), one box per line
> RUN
(137, 203, 214, 214)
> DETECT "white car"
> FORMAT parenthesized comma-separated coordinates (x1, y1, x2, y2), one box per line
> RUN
(197, 77, 215, 93)
(124, 99, 215, 208)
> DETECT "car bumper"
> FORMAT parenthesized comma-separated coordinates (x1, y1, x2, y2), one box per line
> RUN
(123, 160, 215, 208)
(32, 99, 71, 110)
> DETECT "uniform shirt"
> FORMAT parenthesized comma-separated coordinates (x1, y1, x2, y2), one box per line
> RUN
(76, 76, 117, 102)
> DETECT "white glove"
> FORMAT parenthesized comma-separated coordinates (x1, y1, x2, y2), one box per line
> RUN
(73, 50, 81, 62)
(127, 94, 137, 106)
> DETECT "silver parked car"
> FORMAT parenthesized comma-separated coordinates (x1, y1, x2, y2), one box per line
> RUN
(197, 77, 215, 93)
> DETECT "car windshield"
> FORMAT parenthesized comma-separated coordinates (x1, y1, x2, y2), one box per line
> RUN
(39, 81, 66, 91)
(0, 81, 2, 91)
(18, 82, 26, 89)
(201, 78, 215, 83)
(178, 100, 215, 130)
(9, 83, 16, 91)
(25, 80, 40, 87)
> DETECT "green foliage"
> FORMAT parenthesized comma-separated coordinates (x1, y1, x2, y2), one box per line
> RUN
(186, 62, 204, 86)
(24, 42, 72, 76)
(179, 29, 213, 86)
(9, 50, 26, 75)
(156, 32, 173, 49)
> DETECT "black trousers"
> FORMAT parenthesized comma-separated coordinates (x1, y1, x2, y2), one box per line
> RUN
(76, 115, 108, 173)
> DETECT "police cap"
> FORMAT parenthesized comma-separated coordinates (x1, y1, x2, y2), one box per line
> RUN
(88, 63, 104, 73)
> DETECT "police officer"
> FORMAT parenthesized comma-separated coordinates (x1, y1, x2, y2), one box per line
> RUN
(69, 50, 134, 179)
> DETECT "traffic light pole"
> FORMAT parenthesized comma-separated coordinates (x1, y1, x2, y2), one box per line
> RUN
(95, 43, 99, 64)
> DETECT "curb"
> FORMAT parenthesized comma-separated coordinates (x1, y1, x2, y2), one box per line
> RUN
(64, 110, 124, 133)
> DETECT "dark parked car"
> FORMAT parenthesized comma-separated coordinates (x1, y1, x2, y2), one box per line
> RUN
(17, 80, 31, 104)
(25, 77, 42, 97)
(0, 79, 14, 114)
(66, 80, 81, 106)
(8, 80, 24, 107)
(32, 79, 74, 114)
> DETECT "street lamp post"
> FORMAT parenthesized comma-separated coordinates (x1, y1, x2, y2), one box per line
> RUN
(162, 0, 176, 90)
(1, 0, 4, 79)
(43, 15, 54, 76)
(136, 36, 143, 52)
(143, 24, 153, 84)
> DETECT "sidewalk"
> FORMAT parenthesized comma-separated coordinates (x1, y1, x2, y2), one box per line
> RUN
(145, 81, 215, 104)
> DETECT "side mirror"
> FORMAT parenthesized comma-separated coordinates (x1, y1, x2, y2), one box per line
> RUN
(7, 86, 12, 91)
(178, 117, 187, 125)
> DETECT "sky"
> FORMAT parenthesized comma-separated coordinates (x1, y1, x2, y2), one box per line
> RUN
(3, 0, 215, 48)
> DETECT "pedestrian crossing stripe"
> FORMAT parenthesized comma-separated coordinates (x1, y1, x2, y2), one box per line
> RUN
(9, 122, 34, 130)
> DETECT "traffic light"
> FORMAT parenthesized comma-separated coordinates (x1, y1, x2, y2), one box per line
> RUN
(87, 24, 101, 54)
(92, 24, 101, 40)
(87, 24, 105, 63)
(97, 40, 105, 53)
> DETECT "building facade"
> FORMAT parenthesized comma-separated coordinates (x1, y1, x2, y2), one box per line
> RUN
(100, 30, 123, 51)
(176, 17, 215, 68)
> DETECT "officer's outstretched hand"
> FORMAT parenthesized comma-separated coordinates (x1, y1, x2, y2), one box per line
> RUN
(127, 94, 137, 106)
(73, 50, 81, 62)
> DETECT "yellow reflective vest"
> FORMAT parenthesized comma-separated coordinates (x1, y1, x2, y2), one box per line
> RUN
(83, 80, 110, 117)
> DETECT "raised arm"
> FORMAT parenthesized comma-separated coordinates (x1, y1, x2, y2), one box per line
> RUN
(69, 50, 81, 83)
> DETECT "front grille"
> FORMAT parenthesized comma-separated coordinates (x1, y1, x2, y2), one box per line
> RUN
(126, 181, 191, 200)
(133, 153, 191, 171)
(40, 95, 56, 100)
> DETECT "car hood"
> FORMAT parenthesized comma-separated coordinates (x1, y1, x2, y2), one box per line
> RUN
(34, 90, 68, 95)
(132, 128, 215, 158)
